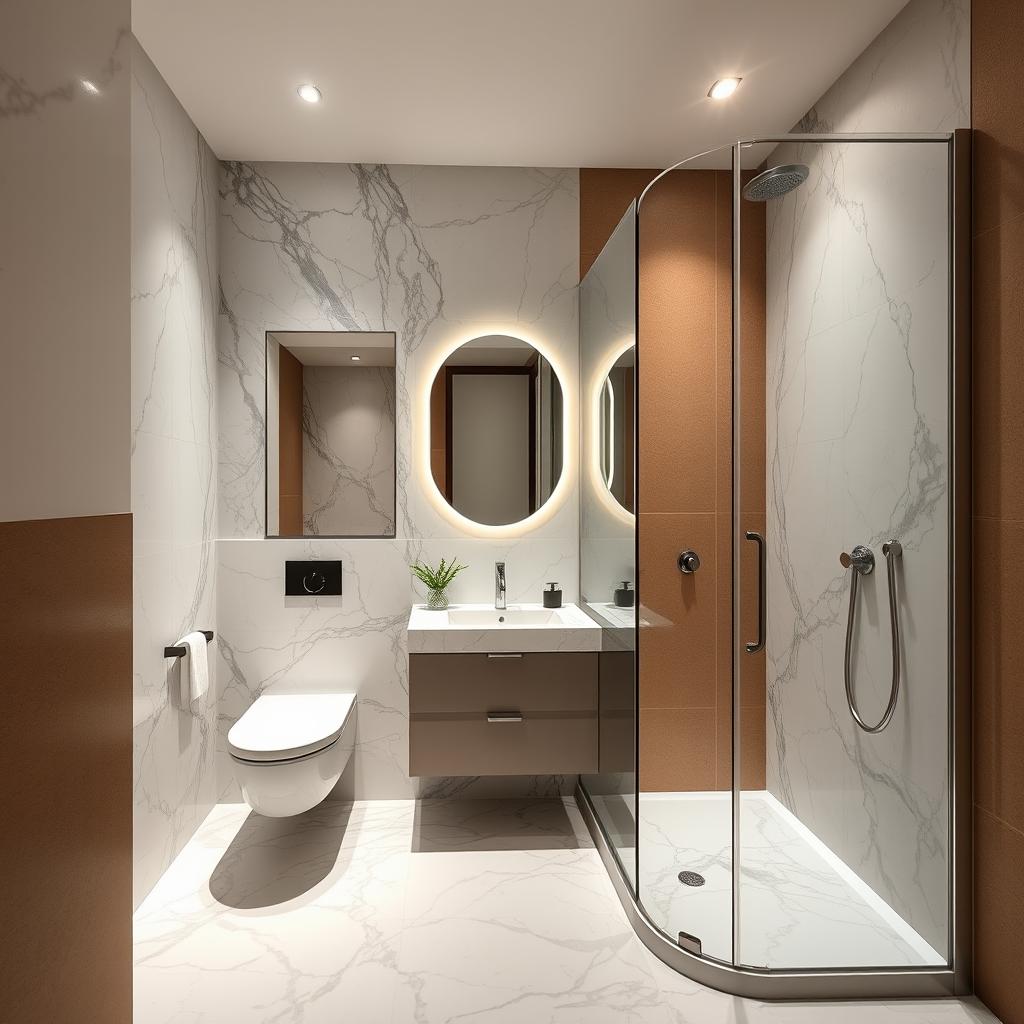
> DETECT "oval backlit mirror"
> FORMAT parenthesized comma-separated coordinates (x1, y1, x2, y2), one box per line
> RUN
(429, 335, 564, 527)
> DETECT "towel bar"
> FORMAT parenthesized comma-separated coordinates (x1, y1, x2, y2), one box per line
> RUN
(164, 631, 214, 659)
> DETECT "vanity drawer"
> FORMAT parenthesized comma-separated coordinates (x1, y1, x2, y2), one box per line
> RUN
(408, 653, 597, 714)
(409, 712, 598, 776)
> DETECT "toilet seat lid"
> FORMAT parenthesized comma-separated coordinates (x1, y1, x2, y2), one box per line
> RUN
(227, 692, 355, 762)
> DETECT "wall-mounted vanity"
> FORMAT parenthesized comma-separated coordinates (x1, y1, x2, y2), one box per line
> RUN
(407, 604, 601, 776)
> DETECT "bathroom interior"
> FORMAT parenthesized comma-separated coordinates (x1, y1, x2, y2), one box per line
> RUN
(3, 0, 1022, 1021)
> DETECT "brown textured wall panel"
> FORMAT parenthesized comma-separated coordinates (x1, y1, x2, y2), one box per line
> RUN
(579, 167, 659, 278)
(636, 170, 719, 792)
(973, 516, 1024, 830)
(0, 514, 132, 1023)
(639, 707, 717, 792)
(582, 166, 767, 794)
(278, 344, 304, 535)
(973, 2, 1024, 1019)
(638, 169, 719, 515)
(638, 512, 717, 711)
(974, 808, 1024, 1022)
(971, 0, 1024, 237)
(973, 214, 1024, 520)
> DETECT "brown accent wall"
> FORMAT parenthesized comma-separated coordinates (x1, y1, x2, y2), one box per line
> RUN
(0, 514, 132, 1023)
(972, 3, 1024, 1020)
(278, 344, 304, 535)
(580, 168, 766, 794)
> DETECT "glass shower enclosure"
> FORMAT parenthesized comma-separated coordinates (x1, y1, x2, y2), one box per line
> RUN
(577, 133, 971, 999)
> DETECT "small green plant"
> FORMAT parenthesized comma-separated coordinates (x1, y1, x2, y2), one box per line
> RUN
(409, 557, 468, 593)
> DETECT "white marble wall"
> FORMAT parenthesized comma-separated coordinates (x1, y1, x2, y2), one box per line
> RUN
(217, 162, 579, 799)
(302, 365, 396, 536)
(131, 41, 220, 907)
(763, 0, 969, 956)
(0, 0, 130, 523)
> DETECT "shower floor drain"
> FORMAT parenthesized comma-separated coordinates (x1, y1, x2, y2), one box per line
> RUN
(677, 870, 706, 887)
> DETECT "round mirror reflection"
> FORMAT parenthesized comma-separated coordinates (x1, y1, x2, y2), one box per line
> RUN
(598, 345, 634, 514)
(429, 335, 564, 527)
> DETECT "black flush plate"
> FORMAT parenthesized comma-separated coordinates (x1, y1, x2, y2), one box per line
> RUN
(285, 560, 342, 596)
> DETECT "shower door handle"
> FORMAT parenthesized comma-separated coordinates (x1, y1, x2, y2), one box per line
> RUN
(745, 531, 766, 654)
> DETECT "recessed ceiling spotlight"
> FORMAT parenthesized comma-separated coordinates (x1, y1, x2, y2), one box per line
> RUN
(350, 355, 361, 361)
(708, 77, 742, 101)
(297, 84, 322, 104)
(80, 79, 100, 95)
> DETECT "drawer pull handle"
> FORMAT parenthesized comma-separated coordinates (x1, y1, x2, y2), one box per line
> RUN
(487, 653, 523, 659)
(486, 712, 524, 723)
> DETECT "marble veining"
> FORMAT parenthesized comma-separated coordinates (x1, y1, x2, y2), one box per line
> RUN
(763, 0, 969, 956)
(216, 161, 579, 801)
(134, 797, 999, 1024)
(0, 26, 126, 119)
(131, 41, 220, 908)
(302, 365, 396, 536)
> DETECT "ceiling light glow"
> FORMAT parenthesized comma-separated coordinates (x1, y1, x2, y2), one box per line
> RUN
(708, 77, 742, 101)
(80, 79, 100, 95)
(297, 84, 322, 104)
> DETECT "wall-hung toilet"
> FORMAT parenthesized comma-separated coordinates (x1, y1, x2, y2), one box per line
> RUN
(228, 692, 356, 817)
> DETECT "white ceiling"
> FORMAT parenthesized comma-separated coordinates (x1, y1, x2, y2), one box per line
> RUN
(132, 0, 908, 169)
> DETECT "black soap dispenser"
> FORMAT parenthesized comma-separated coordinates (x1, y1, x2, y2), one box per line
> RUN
(543, 582, 563, 609)
(614, 581, 635, 608)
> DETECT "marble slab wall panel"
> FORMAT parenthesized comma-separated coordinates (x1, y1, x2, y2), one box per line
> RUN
(217, 163, 579, 799)
(763, 0, 969, 956)
(131, 41, 220, 908)
(302, 365, 396, 536)
(0, 0, 131, 524)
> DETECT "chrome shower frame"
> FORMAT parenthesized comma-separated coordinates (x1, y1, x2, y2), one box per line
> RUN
(575, 130, 972, 1001)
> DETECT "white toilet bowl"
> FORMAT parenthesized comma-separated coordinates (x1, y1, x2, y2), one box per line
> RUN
(227, 692, 356, 817)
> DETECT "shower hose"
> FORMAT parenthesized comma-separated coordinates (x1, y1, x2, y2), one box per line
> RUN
(841, 540, 903, 734)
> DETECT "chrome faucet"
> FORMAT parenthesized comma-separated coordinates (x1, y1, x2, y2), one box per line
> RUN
(495, 562, 507, 610)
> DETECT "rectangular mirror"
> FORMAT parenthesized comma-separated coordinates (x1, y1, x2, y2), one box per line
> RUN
(266, 331, 396, 538)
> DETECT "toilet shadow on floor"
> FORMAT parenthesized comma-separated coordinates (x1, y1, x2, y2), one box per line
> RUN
(411, 797, 593, 853)
(208, 798, 354, 909)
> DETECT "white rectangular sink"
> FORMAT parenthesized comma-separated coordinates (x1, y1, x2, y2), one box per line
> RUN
(408, 602, 601, 654)
(446, 608, 562, 627)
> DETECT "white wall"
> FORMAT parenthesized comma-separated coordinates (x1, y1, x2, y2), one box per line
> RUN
(763, 0, 969, 955)
(131, 41, 220, 907)
(0, 1, 130, 523)
(451, 373, 530, 525)
(217, 162, 579, 799)
(302, 364, 396, 536)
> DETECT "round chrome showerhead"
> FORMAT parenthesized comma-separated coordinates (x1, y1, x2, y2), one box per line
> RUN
(742, 163, 809, 201)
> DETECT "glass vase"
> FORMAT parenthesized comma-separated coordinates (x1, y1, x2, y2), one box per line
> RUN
(426, 587, 449, 611)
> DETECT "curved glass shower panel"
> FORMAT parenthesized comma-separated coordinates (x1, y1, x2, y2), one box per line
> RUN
(632, 145, 739, 965)
(579, 201, 638, 890)
(735, 137, 953, 970)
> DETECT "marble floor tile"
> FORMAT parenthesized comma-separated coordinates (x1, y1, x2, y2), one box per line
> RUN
(134, 797, 999, 1024)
